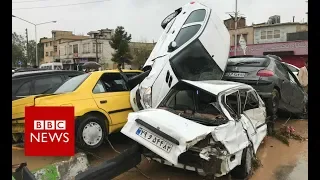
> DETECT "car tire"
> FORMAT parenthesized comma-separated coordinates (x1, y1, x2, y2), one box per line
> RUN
(76, 114, 107, 150)
(230, 147, 253, 180)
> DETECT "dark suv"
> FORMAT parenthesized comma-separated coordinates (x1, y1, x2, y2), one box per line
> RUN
(222, 55, 307, 117)
(12, 70, 84, 101)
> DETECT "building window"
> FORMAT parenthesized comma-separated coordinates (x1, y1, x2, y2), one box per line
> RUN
(50, 42, 52, 46)
(261, 31, 266, 39)
(54, 46, 57, 52)
(68, 45, 72, 55)
(45, 43, 48, 47)
(267, 31, 273, 39)
(59, 40, 61, 44)
(64, 46, 67, 55)
(82, 43, 90, 54)
(274, 30, 280, 38)
(45, 52, 48, 57)
(73, 44, 79, 54)
(98, 44, 102, 53)
(93, 44, 96, 53)
(50, 51, 53, 56)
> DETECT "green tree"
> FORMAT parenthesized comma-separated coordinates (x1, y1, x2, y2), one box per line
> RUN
(109, 26, 132, 68)
(131, 45, 152, 68)
(12, 32, 27, 67)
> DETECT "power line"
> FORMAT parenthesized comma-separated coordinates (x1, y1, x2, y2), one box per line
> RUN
(12, 0, 52, 4)
(12, 0, 110, 10)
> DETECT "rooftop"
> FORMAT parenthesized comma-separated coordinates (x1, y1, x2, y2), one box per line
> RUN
(253, 22, 308, 28)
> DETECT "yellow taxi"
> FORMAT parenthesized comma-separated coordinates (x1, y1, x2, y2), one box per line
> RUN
(12, 69, 141, 149)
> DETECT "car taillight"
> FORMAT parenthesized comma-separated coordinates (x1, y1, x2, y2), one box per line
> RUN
(190, 2, 195, 4)
(257, 70, 274, 77)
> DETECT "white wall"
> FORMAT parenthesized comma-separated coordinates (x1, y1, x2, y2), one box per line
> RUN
(254, 25, 297, 44)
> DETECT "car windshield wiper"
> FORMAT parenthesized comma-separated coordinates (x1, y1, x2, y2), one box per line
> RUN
(232, 61, 260, 65)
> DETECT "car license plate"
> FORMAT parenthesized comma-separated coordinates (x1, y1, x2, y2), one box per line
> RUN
(225, 72, 246, 77)
(136, 127, 173, 153)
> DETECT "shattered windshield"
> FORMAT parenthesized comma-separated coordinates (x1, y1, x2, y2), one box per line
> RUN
(170, 40, 223, 81)
(158, 82, 227, 126)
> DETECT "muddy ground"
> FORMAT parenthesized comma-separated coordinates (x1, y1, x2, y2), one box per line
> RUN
(12, 118, 308, 180)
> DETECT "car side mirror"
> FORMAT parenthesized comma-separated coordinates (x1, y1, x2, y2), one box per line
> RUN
(168, 41, 177, 52)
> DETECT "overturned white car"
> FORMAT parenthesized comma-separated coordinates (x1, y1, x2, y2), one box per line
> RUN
(129, 1, 230, 111)
(121, 80, 267, 179)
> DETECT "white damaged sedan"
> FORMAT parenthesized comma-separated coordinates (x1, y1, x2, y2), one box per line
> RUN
(121, 80, 267, 179)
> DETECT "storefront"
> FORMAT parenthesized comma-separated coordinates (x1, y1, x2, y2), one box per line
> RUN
(229, 40, 308, 68)
(61, 59, 74, 70)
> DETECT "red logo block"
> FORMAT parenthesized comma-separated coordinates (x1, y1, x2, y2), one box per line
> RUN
(25, 106, 75, 156)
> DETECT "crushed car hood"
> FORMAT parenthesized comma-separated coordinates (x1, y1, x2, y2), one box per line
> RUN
(121, 109, 216, 164)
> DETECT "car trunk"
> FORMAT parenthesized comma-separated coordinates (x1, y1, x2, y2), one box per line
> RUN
(223, 57, 271, 85)
(121, 109, 216, 165)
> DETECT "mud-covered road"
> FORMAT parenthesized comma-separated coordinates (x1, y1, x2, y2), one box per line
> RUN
(12, 118, 308, 180)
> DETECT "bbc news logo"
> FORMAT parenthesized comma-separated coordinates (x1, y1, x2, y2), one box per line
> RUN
(25, 106, 75, 156)
(31, 120, 69, 143)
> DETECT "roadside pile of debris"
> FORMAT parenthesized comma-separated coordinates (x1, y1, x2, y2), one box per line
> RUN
(273, 125, 307, 146)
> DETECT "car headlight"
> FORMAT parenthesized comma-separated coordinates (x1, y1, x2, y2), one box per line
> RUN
(140, 87, 152, 109)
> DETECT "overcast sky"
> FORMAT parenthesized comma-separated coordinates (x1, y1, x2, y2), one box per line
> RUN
(12, 0, 308, 43)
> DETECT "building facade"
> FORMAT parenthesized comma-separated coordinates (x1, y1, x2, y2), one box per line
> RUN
(59, 38, 114, 70)
(253, 22, 308, 44)
(228, 17, 308, 68)
(59, 28, 115, 70)
(40, 30, 89, 64)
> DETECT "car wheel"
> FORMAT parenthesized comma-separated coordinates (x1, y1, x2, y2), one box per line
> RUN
(230, 147, 253, 180)
(76, 114, 107, 149)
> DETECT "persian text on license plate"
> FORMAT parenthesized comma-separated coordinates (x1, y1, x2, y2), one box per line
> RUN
(225, 72, 246, 77)
(136, 127, 173, 153)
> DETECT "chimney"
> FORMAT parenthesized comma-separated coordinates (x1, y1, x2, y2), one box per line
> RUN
(293, 16, 295, 22)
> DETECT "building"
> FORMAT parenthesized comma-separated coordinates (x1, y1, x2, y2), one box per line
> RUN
(224, 17, 254, 46)
(59, 28, 115, 70)
(253, 22, 308, 44)
(229, 16, 308, 68)
(40, 30, 89, 64)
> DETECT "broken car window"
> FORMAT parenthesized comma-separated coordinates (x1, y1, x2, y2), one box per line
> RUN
(243, 91, 259, 111)
(174, 25, 201, 48)
(159, 84, 226, 126)
(184, 9, 206, 24)
(225, 91, 239, 119)
(170, 40, 223, 81)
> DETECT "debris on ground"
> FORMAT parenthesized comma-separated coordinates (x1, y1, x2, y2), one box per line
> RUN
(252, 157, 263, 171)
(272, 125, 307, 146)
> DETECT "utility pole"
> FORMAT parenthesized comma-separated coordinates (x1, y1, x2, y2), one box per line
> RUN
(226, 0, 244, 56)
(95, 34, 99, 62)
(25, 28, 29, 63)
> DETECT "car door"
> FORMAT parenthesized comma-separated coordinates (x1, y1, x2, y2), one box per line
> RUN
(32, 75, 64, 95)
(274, 61, 293, 108)
(240, 89, 267, 152)
(91, 73, 132, 125)
(287, 71, 305, 113)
